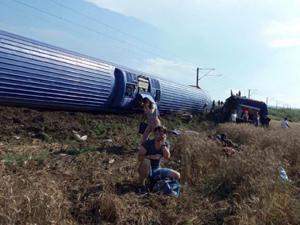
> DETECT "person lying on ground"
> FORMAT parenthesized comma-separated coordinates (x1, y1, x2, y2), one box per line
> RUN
(215, 133, 239, 148)
(137, 125, 180, 193)
(208, 133, 239, 156)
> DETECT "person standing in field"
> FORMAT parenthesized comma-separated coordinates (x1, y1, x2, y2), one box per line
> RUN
(254, 111, 260, 126)
(242, 110, 249, 121)
(141, 97, 161, 143)
(230, 110, 237, 122)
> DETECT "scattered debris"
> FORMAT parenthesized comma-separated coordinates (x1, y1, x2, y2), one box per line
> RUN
(72, 130, 88, 141)
(108, 158, 115, 164)
(14, 135, 21, 140)
(171, 129, 182, 136)
(184, 130, 200, 135)
(103, 139, 113, 143)
(63, 170, 72, 176)
(279, 166, 289, 182)
(170, 129, 199, 137)
(174, 111, 193, 122)
(222, 146, 237, 157)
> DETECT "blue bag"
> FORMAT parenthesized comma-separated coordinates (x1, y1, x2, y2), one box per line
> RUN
(152, 179, 180, 198)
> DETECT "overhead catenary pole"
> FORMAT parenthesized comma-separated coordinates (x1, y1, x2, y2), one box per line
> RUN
(196, 67, 220, 88)
(196, 67, 199, 88)
(248, 89, 258, 99)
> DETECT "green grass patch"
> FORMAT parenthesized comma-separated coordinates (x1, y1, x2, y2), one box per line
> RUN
(0, 151, 49, 165)
(268, 108, 300, 122)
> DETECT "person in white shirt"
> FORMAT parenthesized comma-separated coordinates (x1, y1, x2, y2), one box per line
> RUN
(281, 117, 290, 129)
(230, 110, 237, 122)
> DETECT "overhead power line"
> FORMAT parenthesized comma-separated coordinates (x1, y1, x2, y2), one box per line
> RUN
(2, 0, 219, 84)
(10, 0, 170, 59)
(49, 0, 159, 52)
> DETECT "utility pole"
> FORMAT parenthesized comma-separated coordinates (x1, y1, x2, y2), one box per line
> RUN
(196, 67, 221, 88)
(248, 89, 258, 99)
(266, 97, 268, 105)
(196, 67, 199, 88)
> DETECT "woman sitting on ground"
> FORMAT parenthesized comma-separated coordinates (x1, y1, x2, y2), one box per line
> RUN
(141, 97, 161, 143)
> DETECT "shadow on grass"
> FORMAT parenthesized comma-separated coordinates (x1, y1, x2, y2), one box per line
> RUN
(68, 184, 104, 225)
(202, 175, 245, 201)
(52, 145, 134, 157)
(114, 182, 137, 195)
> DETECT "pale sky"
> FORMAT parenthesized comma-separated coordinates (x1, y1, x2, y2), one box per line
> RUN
(0, 0, 299, 107)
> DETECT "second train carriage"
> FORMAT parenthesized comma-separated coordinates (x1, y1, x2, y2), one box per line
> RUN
(0, 29, 211, 113)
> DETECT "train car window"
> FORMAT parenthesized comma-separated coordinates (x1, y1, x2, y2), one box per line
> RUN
(137, 76, 149, 92)
(125, 84, 135, 97)
(151, 79, 160, 89)
(126, 72, 137, 83)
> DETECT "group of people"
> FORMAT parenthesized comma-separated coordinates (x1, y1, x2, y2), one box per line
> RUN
(136, 97, 290, 195)
(137, 97, 180, 194)
(231, 109, 269, 127)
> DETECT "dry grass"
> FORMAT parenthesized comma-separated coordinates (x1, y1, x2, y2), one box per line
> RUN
(172, 122, 300, 225)
(0, 106, 300, 224)
(0, 169, 73, 225)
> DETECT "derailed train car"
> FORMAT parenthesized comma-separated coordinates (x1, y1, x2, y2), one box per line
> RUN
(0, 30, 211, 113)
